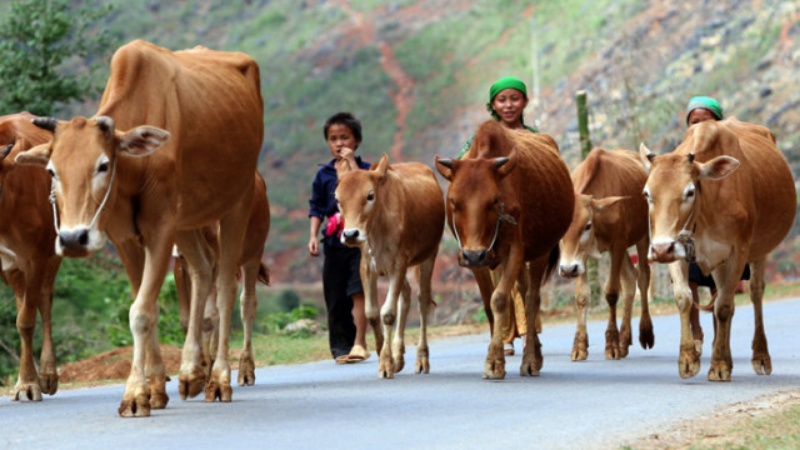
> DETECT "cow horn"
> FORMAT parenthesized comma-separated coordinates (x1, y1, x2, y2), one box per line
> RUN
(32, 117, 58, 132)
(1, 143, 12, 158)
(437, 158, 454, 169)
(493, 157, 509, 169)
(96, 116, 115, 135)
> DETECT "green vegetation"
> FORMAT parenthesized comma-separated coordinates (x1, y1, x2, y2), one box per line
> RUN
(0, 0, 113, 115)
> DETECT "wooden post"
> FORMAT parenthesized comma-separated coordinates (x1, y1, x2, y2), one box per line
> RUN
(576, 90, 601, 306)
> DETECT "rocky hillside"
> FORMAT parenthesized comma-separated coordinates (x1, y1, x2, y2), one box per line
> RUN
(39, 0, 800, 284)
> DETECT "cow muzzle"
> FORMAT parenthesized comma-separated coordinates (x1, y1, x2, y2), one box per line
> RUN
(340, 228, 365, 247)
(648, 238, 685, 263)
(56, 227, 95, 257)
(459, 249, 492, 267)
(559, 262, 583, 278)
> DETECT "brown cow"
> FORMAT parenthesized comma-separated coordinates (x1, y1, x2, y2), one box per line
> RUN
(335, 154, 444, 379)
(174, 171, 271, 386)
(16, 40, 263, 416)
(435, 120, 574, 379)
(640, 117, 795, 381)
(559, 148, 654, 361)
(0, 112, 62, 401)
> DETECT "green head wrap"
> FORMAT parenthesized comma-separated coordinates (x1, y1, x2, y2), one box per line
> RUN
(686, 96, 723, 125)
(486, 77, 528, 121)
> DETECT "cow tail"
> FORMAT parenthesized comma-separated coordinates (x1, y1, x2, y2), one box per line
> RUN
(541, 245, 560, 287)
(257, 261, 271, 286)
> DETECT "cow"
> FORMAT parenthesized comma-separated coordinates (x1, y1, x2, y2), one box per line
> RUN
(174, 171, 271, 386)
(435, 120, 574, 379)
(558, 148, 654, 361)
(640, 117, 795, 381)
(335, 154, 444, 379)
(15, 40, 264, 416)
(0, 112, 62, 401)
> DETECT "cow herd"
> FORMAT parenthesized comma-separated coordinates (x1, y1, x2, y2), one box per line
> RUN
(1, 40, 796, 417)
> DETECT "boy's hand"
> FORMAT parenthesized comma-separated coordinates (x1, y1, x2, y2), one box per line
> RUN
(308, 236, 320, 257)
(338, 146, 357, 166)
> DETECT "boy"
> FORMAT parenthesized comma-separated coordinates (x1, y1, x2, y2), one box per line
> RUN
(308, 112, 371, 363)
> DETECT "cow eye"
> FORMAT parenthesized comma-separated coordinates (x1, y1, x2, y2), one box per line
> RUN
(366, 191, 375, 202)
(642, 189, 651, 203)
(98, 161, 110, 173)
(584, 222, 592, 232)
(685, 188, 695, 199)
(47, 168, 56, 178)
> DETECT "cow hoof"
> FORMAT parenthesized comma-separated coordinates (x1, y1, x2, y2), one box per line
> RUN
(204, 380, 233, 402)
(393, 356, 405, 373)
(378, 356, 395, 379)
(571, 334, 588, 361)
(13, 382, 43, 402)
(520, 361, 541, 377)
(237, 356, 256, 386)
(752, 356, 772, 376)
(150, 391, 169, 410)
(179, 370, 207, 400)
(678, 343, 701, 379)
(708, 360, 732, 381)
(39, 372, 59, 396)
(639, 326, 655, 350)
(118, 394, 151, 417)
(482, 360, 506, 380)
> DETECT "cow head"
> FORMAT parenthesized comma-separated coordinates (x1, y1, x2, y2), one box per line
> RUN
(435, 149, 517, 268)
(15, 115, 170, 257)
(639, 143, 740, 263)
(335, 153, 390, 248)
(559, 193, 627, 278)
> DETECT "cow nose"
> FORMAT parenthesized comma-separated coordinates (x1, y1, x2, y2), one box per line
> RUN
(650, 241, 676, 262)
(343, 229, 359, 240)
(559, 264, 579, 278)
(461, 250, 487, 266)
(59, 228, 89, 249)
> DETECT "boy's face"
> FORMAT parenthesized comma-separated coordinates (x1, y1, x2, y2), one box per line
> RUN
(326, 123, 360, 159)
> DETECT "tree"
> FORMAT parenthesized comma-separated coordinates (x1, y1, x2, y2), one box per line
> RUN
(0, 0, 113, 116)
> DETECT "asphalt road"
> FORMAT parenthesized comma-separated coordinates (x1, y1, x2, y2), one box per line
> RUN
(3, 297, 800, 450)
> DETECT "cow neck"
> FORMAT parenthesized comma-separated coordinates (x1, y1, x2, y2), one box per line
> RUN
(675, 180, 701, 262)
(49, 155, 118, 234)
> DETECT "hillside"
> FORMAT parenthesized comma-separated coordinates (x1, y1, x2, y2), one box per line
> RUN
(19, 0, 800, 284)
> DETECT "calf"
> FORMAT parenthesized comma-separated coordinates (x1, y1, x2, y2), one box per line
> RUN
(436, 120, 574, 379)
(335, 154, 444, 379)
(0, 113, 62, 401)
(559, 148, 654, 361)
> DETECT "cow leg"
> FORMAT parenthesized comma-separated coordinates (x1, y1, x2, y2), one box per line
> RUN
(202, 285, 219, 379)
(617, 249, 638, 358)
(748, 259, 771, 375)
(12, 268, 44, 402)
(392, 277, 411, 374)
(118, 238, 172, 417)
(636, 239, 654, 350)
(208, 203, 251, 403)
(571, 271, 590, 361)
(361, 256, 383, 356)
(37, 257, 61, 395)
(484, 247, 523, 380)
(174, 253, 191, 334)
(668, 261, 701, 379)
(174, 230, 215, 401)
(238, 260, 259, 386)
(378, 269, 407, 379)
(415, 256, 436, 374)
(473, 267, 495, 331)
(521, 255, 546, 376)
(708, 257, 748, 381)
(603, 247, 624, 360)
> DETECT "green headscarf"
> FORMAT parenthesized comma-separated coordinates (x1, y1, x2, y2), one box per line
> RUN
(686, 96, 723, 125)
(486, 77, 528, 121)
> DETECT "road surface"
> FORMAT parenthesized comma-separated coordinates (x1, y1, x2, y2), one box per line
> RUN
(3, 298, 799, 449)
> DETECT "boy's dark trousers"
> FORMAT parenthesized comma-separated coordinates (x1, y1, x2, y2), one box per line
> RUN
(322, 245, 360, 358)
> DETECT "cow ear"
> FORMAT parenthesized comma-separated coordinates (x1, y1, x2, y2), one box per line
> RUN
(495, 148, 517, 180)
(374, 153, 389, 184)
(15, 143, 51, 167)
(698, 156, 740, 180)
(434, 156, 455, 181)
(639, 143, 654, 172)
(591, 195, 628, 211)
(117, 126, 170, 157)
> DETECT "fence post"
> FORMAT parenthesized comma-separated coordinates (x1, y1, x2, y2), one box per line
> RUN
(576, 90, 601, 307)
